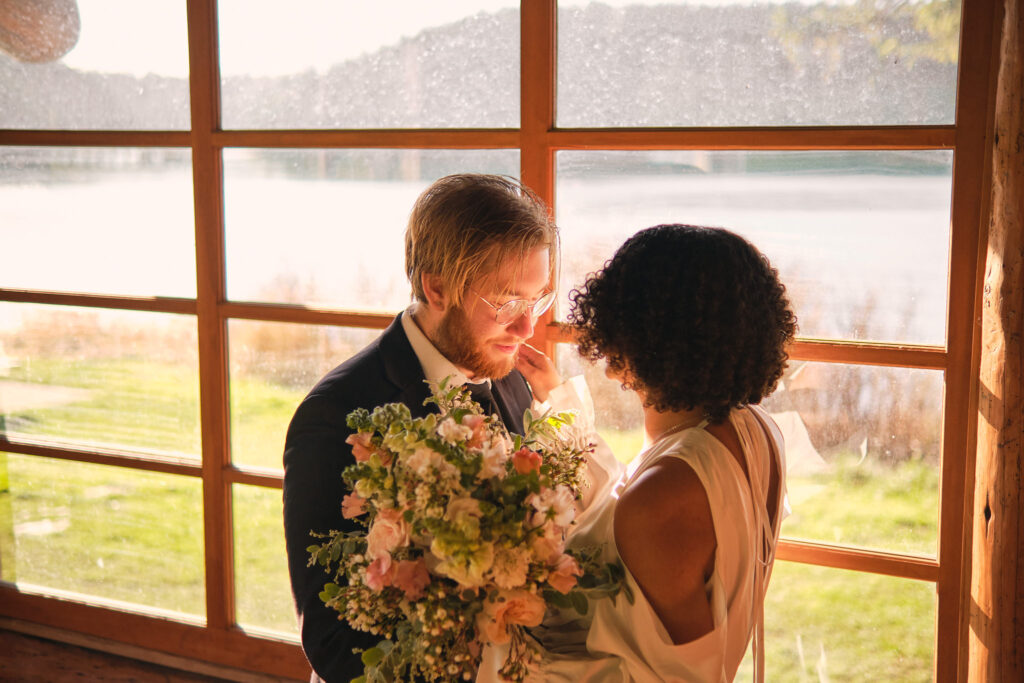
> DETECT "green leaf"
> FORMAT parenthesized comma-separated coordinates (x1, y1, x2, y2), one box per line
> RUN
(361, 646, 386, 667)
(570, 590, 590, 615)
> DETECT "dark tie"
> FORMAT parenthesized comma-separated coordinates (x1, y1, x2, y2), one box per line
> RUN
(466, 381, 500, 421)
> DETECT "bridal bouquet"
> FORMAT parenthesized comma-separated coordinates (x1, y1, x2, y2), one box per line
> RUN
(308, 379, 624, 683)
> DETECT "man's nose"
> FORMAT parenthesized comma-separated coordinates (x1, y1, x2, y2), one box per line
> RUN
(506, 309, 535, 338)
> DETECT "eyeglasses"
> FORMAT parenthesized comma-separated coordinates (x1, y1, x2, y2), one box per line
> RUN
(473, 289, 556, 325)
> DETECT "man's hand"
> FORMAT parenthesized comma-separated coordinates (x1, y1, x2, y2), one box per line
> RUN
(515, 343, 562, 402)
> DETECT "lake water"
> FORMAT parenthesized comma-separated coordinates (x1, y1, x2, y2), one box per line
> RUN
(2, 169, 952, 345)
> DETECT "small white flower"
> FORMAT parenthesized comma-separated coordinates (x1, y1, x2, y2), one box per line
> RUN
(437, 417, 473, 444)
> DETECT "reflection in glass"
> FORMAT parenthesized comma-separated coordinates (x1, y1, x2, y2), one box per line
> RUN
(0, 454, 205, 617)
(223, 149, 519, 310)
(0, 0, 189, 130)
(558, 0, 961, 127)
(228, 321, 381, 469)
(233, 484, 297, 636)
(0, 303, 201, 458)
(764, 362, 942, 556)
(218, 1, 520, 129)
(0, 147, 195, 297)
(761, 562, 935, 682)
(556, 150, 953, 345)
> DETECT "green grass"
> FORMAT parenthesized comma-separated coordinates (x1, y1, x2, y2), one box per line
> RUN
(1, 360, 942, 675)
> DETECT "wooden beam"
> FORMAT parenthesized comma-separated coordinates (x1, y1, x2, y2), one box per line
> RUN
(969, 0, 1024, 678)
(776, 540, 939, 583)
(214, 129, 519, 149)
(0, 588, 309, 679)
(520, 0, 558, 360)
(219, 301, 394, 329)
(0, 289, 196, 315)
(548, 126, 956, 150)
(186, 0, 235, 633)
(0, 436, 201, 478)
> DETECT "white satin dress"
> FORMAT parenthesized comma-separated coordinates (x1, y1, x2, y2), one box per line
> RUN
(479, 398, 787, 683)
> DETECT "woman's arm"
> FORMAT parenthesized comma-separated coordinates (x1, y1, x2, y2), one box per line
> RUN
(614, 458, 717, 644)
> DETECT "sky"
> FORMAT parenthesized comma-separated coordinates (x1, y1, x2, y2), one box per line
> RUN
(59, 0, 802, 78)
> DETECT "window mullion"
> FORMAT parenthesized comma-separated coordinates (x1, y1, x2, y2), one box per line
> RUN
(187, 0, 234, 633)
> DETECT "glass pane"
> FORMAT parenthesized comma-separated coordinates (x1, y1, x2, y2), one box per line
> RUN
(556, 150, 953, 346)
(228, 321, 382, 469)
(757, 562, 935, 682)
(234, 484, 297, 636)
(0, 304, 201, 459)
(556, 345, 643, 464)
(0, 0, 189, 129)
(764, 362, 942, 556)
(1, 147, 195, 297)
(1, 454, 204, 617)
(218, 1, 520, 129)
(223, 149, 519, 310)
(558, 0, 961, 127)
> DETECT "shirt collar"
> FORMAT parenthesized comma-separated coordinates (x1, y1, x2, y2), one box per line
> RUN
(401, 305, 490, 389)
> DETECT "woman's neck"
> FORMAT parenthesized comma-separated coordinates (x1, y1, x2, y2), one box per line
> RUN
(642, 404, 706, 447)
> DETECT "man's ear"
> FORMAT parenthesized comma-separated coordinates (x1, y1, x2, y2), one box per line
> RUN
(420, 273, 450, 312)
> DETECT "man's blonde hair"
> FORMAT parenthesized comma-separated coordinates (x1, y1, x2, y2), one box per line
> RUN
(405, 174, 558, 307)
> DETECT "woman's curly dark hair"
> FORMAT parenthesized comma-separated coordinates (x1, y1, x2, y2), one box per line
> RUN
(568, 224, 797, 423)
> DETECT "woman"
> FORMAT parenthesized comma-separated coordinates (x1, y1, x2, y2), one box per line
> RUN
(509, 224, 797, 682)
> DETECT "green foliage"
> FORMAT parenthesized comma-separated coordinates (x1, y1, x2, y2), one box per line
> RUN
(773, 0, 962, 70)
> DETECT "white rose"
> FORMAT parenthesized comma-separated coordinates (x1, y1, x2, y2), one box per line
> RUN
(476, 438, 510, 480)
(528, 484, 576, 528)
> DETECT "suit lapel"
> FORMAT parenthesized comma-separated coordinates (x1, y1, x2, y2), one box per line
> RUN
(378, 314, 435, 417)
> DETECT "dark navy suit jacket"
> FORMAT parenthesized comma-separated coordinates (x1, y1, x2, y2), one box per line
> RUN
(282, 314, 533, 682)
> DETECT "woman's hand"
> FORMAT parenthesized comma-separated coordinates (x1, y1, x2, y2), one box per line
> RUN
(515, 343, 563, 402)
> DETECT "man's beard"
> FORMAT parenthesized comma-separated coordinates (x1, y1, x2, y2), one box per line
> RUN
(434, 306, 516, 380)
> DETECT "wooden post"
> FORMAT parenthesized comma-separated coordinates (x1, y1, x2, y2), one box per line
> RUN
(969, 0, 1024, 678)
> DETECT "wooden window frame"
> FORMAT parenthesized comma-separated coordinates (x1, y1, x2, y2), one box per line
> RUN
(0, 0, 1001, 680)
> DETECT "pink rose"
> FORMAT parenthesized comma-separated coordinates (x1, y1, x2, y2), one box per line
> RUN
(341, 492, 367, 519)
(346, 432, 374, 462)
(366, 508, 410, 559)
(547, 553, 583, 594)
(512, 447, 542, 475)
(365, 554, 395, 592)
(463, 414, 487, 448)
(392, 558, 431, 600)
(477, 589, 546, 644)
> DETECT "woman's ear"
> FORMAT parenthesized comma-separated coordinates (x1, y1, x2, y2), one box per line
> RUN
(420, 273, 450, 312)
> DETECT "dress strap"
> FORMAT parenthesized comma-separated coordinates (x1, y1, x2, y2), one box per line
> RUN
(743, 405, 784, 683)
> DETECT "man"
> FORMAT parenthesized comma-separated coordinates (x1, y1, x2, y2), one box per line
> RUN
(282, 173, 559, 682)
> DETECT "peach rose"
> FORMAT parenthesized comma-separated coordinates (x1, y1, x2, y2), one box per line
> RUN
(512, 447, 543, 475)
(392, 558, 431, 600)
(530, 525, 565, 564)
(477, 589, 546, 644)
(546, 553, 583, 594)
(341, 492, 367, 519)
(346, 431, 374, 462)
(365, 554, 395, 592)
(366, 508, 410, 559)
